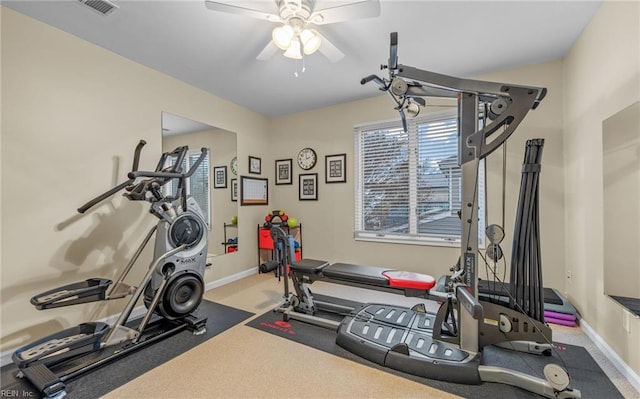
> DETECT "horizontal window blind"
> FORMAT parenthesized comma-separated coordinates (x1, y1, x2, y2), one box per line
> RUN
(416, 114, 461, 238)
(163, 149, 211, 227)
(355, 111, 485, 247)
(358, 123, 410, 234)
(189, 152, 209, 225)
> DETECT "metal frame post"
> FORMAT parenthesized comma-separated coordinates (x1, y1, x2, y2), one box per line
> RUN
(458, 92, 480, 298)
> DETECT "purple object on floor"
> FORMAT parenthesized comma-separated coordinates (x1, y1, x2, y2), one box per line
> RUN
(546, 316, 577, 327)
(545, 310, 576, 321)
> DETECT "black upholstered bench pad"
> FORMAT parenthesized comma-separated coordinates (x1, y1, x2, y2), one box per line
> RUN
(290, 259, 329, 273)
(322, 263, 390, 286)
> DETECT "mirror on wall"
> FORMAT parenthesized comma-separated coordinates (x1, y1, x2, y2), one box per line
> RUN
(162, 112, 239, 256)
(603, 101, 640, 317)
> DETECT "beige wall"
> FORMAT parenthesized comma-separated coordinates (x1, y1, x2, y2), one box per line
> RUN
(0, 8, 270, 351)
(563, 0, 640, 377)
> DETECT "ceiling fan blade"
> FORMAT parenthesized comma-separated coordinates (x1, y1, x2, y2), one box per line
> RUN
(316, 32, 344, 63)
(256, 40, 279, 61)
(309, 0, 381, 25)
(204, 1, 282, 23)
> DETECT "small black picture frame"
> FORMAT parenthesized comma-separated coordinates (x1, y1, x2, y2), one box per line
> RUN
(213, 166, 227, 188)
(325, 153, 346, 183)
(231, 178, 237, 202)
(249, 156, 262, 174)
(275, 158, 293, 185)
(299, 173, 318, 201)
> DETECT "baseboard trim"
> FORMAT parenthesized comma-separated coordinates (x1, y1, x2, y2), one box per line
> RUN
(580, 318, 640, 394)
(0, 267, 257, 368)
(205, 267, 258, 292)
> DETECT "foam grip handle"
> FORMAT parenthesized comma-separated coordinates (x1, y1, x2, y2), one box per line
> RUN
(131, 140, 147, 172)
(259, 261, 279, 274)
(361, 74, 386, 88)
(361, 75, 378, 85)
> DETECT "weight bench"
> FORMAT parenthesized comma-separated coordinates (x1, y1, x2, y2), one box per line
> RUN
(291, 258, 436, 295)
(278, 259, 437, 329)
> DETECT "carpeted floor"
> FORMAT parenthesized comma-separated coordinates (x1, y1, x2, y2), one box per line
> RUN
(247, 298, 623, 398)
(0, 300, 253, 399)
(3, 274, 638, 399)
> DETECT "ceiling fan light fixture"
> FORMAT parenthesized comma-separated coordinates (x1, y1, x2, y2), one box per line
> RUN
(283, 37, 302, 59)
(300, 29, 321, 55)
(272, 25, 294, 50)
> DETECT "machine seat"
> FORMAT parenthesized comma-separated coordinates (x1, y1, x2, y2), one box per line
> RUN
(289, 259, 330, 274)
(382, 270, 436, 290)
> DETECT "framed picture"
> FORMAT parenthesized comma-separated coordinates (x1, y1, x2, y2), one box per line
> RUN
(249, 156, 262, 174)
(240, 175, 268, 205)
(231, 178, 237, 201)
(213, 166, 227, 188)
(275, 158, 293, 185)
(325, 153, 346, 183)
(299, 173, 318, 201)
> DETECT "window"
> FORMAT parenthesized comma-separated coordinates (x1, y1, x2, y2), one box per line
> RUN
(165, 149, 210, 227)
(354, 110, 485, 247)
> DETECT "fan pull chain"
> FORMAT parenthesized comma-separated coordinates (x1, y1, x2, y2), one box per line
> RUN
(293, 56, 306, 77)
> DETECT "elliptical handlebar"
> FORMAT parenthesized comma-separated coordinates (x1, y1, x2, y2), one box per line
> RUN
(77, 179, 134, 214)
(78, 139, 147, 214)
(128, 147, 206, 180)
(131, 140, 147, 172)
(77, 142, 207, 214)
(185, 147, 207, 177)
(176, 147, 207, 211)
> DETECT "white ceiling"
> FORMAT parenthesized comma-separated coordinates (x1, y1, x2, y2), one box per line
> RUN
(4, 0, 602, 118)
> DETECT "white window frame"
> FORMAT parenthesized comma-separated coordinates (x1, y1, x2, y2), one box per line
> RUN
(354, 110, 486, 248)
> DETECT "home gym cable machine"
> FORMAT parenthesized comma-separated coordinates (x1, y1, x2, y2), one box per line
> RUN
(272, 32, 579, 398)
(12, 141, 210, 399)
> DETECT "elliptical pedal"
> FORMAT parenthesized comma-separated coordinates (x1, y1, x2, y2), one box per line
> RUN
(13, 322, 109, 368)
(20, 363, 66, 399)
(15, 333, 87, 362)
(31, 279, 112, 310)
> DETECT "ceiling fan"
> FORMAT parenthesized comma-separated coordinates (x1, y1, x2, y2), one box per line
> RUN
(204, 0, 381, 62)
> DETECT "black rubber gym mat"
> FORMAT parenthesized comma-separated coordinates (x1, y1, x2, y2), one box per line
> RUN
(0, 300, 253, 399)
(467, 278, 564, 305)
(247, 298, 623, 399)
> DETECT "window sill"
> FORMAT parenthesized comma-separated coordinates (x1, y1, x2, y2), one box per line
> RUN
(354, 233, 485, 249)
(355, 234, 460, 248)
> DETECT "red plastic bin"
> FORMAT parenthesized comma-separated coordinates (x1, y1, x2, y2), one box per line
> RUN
(258, 228, 274, 249)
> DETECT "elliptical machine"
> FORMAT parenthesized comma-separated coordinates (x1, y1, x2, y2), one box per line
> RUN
(12, 140, 210, 399)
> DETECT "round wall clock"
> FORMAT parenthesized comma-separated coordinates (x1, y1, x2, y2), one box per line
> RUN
(230, 156, 238, 175)
(297, 147, 317, 170)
